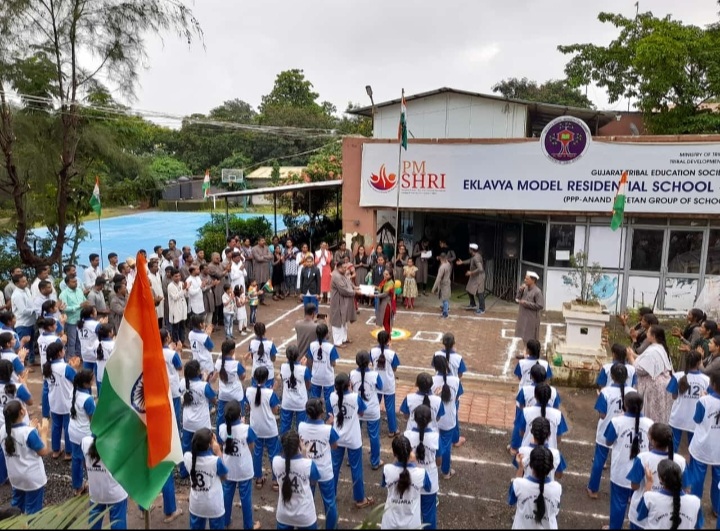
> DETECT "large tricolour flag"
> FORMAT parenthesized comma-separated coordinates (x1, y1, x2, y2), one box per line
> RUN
(91, 252, 182, 509)
(398, 89, 407, 150)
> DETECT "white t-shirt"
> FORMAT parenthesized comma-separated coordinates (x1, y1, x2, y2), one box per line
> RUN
(298, 420, 340, 482)
(637, 491, 702, 530)
(79, 319, 101, 363)
(280, 362, 310, 412)
(381, 464, 429, 530)
(370, 346, 399, 395)
(688, 391, 720, 465)
(36, 333, 62, 366)
(96, 340, 114, 385)
(594, 385, 637, 447)
(605, 414, 654, 487)
(598, 362, 637, 388)
(308, 340, 339, 388)
(163, 347, 182, 399)
(668, 371, 710, 433)
(245, 386, 280, 439)
(402, 393, 444, 432)
(514, 358, 551, 389)
(349, 369, 383, 421)
(0, 424, 47, 491)
(0, 383, 30, 431)
(517, 444, 563, 482)
(182, 451, 227, 519)
(432, 350, 466, 379)
(47, 360, 75, 415)
(214, 357, 245, 402)
(68, 389, 95, 444)
(431, 374, 461, 432)
(222, 292, 236, 315)
(330, 391, 366, 450)
(510, 477, 562, 530)
(82, 436, 128, 504)
(188, 330, 215, 375)
(519, 406, 568, 450)
(627, 450, 687, 526)
(272, 455, 320, 528)
(179, 379, 214, 433)
(249, 338, 277, 382)
(404, 428, 440, 494)
(218, 422, 256, 482)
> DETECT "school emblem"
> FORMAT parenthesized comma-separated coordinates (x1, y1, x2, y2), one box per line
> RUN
(131, 374, 146, 414)
(540, 116, 592, 165)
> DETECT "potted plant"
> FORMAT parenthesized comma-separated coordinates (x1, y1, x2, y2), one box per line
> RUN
(561, 251, 605, 313)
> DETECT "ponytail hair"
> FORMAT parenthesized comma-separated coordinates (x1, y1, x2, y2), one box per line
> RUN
(413, 404, 431, 462)
(649, 325, 670, 356)
(77, 305, 95, 332)
(96, 324, 113, 361)
(3, 401, 22, 456)
(286, 345, 299, 390)
(649, 423, 674, 462)
(280, 430, 301, 505)
(534, 383, 552, 418)
(37, 317, 56, 332)
(416, 372, 433, 408)
(624, 391, 644, 458)
(679, 350, 703, 395)
(529, 363, 547, 385)
(0, 360, 15, 396)
(183, 360, 201, 406)
(88, 435, 100, 462)
(530, 417, 551, 446)
(315, 323, 328, 361)
(223, 400, 242, 455)
(392, 435, 412, 499)
(190, 428, 213, 490)
(611, 343, 628, 364)
(43, 342, 64, 380)
(442, 333, 455, 363)
(356, 351, 371, 401)
(253, 366, 269, 407)
(254, 322, 266, 361)
(305, 397, 325, 421)
(376, 330, 390, 370)
(610, 363, 628, 411)
(529, 446, 554, 524)
(219, 340, 236, 385)
(432, 355, 452, 403)
(334, 373, 349, 429)
(526, 339, 541, 359)
(70, 369, 94, 420)
(657, 459, 683, 530)
(160, 328, 171, 346)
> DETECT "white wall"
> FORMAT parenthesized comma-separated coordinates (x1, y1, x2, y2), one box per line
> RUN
(373, 92, 528, 139)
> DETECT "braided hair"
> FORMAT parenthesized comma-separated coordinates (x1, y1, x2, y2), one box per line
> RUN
(658, 459, 684, 530)
(70, 369, 94, 420)
(432, 355, 452, 403)
(43, 342, 64, 381)
(442, 333, 455, 365)
(315, 323, 328, 361)
(254, 322, 266, 362)
(190, 428, 213, 490)
(96, 324, 113, 361)
(679, 351, 702, 395)
(281, 430, 301, 505)
(530, 417, 551, 446)
(183, 360, 201, 406)
(534, 383, 552, 419)
(529, 363, 547, 385)
(413, 404, 431, 462)
(223, 400, 242, 456)
(416, 372, 433, 408)
(392, 435, 412, 499)
(219, 340, 236, 385)
(649, 423, 674, 463)
(610, 363, 628, 411)
(3, 401, 22, 456)
(376, 330, 390, 370)
(0, 360, 16, 399)
(253, 366, 269, 407)
(355, 350, 371, 401)
(529, 446, 555, 524)
(286, 345, 300, 390)
(624, 392, 644, 459)
(87, 435, 101, 462)
(334, 373, 350, 429)
(305, 397, 325, 421)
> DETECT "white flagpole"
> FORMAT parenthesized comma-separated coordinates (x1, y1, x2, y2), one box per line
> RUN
(394, 89, 404, 262)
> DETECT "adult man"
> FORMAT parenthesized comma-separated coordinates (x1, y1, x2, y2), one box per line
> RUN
(514, 271, 545, 345)
(437, 239, 456, 264)
(186, 266, 205, 319)
(84, 254, 103, 288)
(371, 255, 387, 286)
(59, 276, 86, 358)
(194, 248, 207, 267)
(167, 239, 181, 262)
(30, 266, 54, 299)
(149, 245, 163, 261)
(87, 278, 109, 317)
(104, 253, 120, 282)
(160, 250, 173, 274)
(162, 266, 174, 329)
(59, 265, 87, 294)
(283, 239, 300, 298)
(294, 303, 318, 360)
(125, 257, 137, 293)
(199, 264, 215, 327)
(329, 262, 358, 347)
(3, 267, 22, 302)
(432, 253, 452, 319)
(109, 283, 127, 334)
(251, 238, 272, 304)
(11, 275, 36, 364)
(147, 259, 165, 329)
(229, 252, 246, 291)
(32, 280, 55, 319)
(299, 255, 321, 309)
(456, 243, 486, 315)
(179, 255, 194, 281)
(180, 246, 193, 268)
(167, 268, 188, 344)
(207, 252, 228, 326)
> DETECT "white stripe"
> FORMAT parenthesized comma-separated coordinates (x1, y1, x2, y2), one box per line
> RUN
(502, 338, 521, 377)
(233, 304, 303, 348)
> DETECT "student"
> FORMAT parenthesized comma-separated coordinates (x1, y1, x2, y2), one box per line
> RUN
(183, 428, 228, 530)
(432, 333, 467, 447)
(511, 364, 561, 452)
(221, 284, 236, 340)
(0, 402, 50, 514)
(515, 417, 567, 482)
(43, 342, 75, 460)
(188, 315, 215, 377)
(400, 373, 445, 433)
(82, 435, 128, 530)
(77, 306, 101, 376)
(218, 400, 260, 530)
(330, 372, 374, 509)
(272, 430, 320, 530)
(381, 435, 431, 530)
(68, 369, 95, 495)
(667, 350, 709, 452)
(94, 324, 114, 397)
(308, 323, 339, 407)
(245, 366, 281, 490)
(246, 322, 277, 388)
(514, 339, 552, 390)
(370, 330, 401, 438)
(0, 359, 33, 486)
(298, 398, 339, 530)
(404, 405, 440, 529)
(36, 317, 63, 419)
(247, 280, 259, 325)
(431, 356, 462, 480)
(0, 332, 25, 382)
(598, 343, 638, 388)
(637, 459, 703, 530)
(350, 350, 384, 470)
(179, 360, 216, 479)
(215, 340, 246, 436)
(687, 370, 720, 514)
(161, 329, 183, 432)
(279, 345, 311, 435)
(509, 446, 562, 530)
(516, 383, 568, 451)
(234, 285, 248, 336)
(604, 391, 654, 530)
(588, 364, 636, 498)
(627, 423, 688, 530)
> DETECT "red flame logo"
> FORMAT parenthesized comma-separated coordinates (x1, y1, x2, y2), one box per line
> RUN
(369, 164, 397, 191)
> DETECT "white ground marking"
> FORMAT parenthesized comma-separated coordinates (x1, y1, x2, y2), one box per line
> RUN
(501, 338, 521, 377)
(412, 331, 444, 343)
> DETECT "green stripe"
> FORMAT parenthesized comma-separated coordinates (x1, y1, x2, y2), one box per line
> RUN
(91, 374, 175, 509)
(610, 194, 625, 231)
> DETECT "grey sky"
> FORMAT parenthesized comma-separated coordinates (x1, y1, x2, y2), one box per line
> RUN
(134, 0, 718, 125)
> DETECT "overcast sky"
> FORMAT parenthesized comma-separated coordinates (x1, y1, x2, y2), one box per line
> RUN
(132, 0, 719, 126)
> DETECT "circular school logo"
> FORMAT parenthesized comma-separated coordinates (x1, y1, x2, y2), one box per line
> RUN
(368, 164, 398, 192)
(131, 374, 146, 414)
(371, 328, 411, 341)
(540, 116, 592, 164)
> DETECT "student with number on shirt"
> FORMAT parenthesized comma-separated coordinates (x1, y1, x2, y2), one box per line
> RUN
(371, 330, 401, 437)
(184, 428, 228, 530)
(188, 315, 215, 376)
(308, 323, 339, 407)
(666, 350, 709, 452)
(178, 360, 216, 479)
(279, 345, 311, 435)
(82, 435, 128, 530)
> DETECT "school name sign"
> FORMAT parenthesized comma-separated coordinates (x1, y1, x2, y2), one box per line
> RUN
(359, 117, 720, 214)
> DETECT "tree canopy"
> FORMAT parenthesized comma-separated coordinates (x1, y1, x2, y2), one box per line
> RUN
(492, 77, 595, 109)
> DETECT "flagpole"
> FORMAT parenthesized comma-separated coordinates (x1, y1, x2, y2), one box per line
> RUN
(394, 88, 404, 262)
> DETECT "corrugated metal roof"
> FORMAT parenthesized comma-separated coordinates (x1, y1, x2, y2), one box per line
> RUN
(245, 166, 306, 179)
(211, 179, 342, 199)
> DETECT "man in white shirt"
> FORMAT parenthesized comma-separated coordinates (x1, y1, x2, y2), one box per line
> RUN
(32, 280, 57, 319)
(31, 266, 56, 299)
(149, 245, 163, 261)
(11, 274, 36, 365)
(167, 268, 188, 344)
(147, 259, 165, 329)
(229, 252, 246, 291)
(186, 266, 205, 319)
(125, 257, 137, 294)
(84, 254, 103, 288)
(3, 267, 22, 303)
(104, 252, 120, 281)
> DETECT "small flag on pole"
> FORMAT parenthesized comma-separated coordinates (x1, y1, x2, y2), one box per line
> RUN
(398, 90, 407, 150)
(89, 176, 102, 216)
(202, 170, 210, 199)
(262, 280, 274, 293)
(610, 171, 628, 231)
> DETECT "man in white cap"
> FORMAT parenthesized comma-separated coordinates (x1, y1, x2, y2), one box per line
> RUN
(514, 271, 544, 345)
(456, 243, 486, 314)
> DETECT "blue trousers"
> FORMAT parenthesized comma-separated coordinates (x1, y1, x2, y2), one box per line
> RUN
(671, 427, 694, 453)
(310, 384, 333, 410)
(90, 498, 128, 530)
(439, 429, 455, 475)
(223, 479, 253, 529)
(71, 441, 85, 490)
(361, 419, 381, 468)
(216, 400, 228, 437)
(510, 407, 523, 450)
(588, 444, 610, 494)
(190, 513, 225, 529)
(42, 381, 50, 418)
(688, 456, 720, 515)
(421, 493, 438, 530)
(331, 446, 365, 503)
(609, 482, 633, 530)
(441, 299, 449, 318)
(277, 522, 317, 530)
(453, 400, 462, 444)
(139, 474, 177, 515)
(302, 295, 319, 310)
(11, 487, 44, 514)
(0, 447, 7, 484)
(51, 412, 71, 454)
(253, 436, 281, 481)
(173, 397, 182, 433)
(65, 324, 80, 357)
(311, 479, 338, 530)
(279, 409, 307, 436)
(179, 429, 194, 478)
(15, 326, 34, 363)
(378, 393, 397, 434)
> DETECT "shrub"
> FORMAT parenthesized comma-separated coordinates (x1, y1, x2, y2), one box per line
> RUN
(194, 214, 273, 256)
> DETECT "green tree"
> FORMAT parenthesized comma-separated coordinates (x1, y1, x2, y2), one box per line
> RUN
(558, 11, 720, 134)
(258, 69, 336, 129)
(0, 0, 201, 267)
(148, 155, 191, 182)
(208, 99, 257, 123)
(492, 77, 595, 108)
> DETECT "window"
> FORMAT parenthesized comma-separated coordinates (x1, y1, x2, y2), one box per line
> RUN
(706, 230, 720, 275)
(548, 225, 581, 267)
(587, 226, 625, 269)
(522, 222, 546, 265)
(630, 229, 664, 272)
(667, 230, 703, 274)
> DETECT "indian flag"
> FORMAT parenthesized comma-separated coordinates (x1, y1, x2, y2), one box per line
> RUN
(89, 176, 101, 216)
(91, 252, 182, 509)
(202, 170, 210, 199)
(610, 171, 628, 231)
(398, 89, 407, 150)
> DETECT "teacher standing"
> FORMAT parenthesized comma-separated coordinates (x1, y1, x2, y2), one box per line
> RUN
(514, 271, 544, 346)
(329, 261, 358, 347)
(456, 243, 486, 315)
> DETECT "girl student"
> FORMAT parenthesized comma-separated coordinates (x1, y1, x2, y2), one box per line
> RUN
(188, 315, 215, 377)
(161, 328, 183, 432)
(222, 283, 237, 340)
(215, 339, 246, 436)
(0, 331, 26, 382)
(247, 279, 259, 326)
(587, 364, 636, 498)
(0, 359, 33, 486)
(511, 363, 561, 452)
(330, 372, 375, 509)
(370, 330, 401, 438)
(432, 333, 467, 447)
(509, 446, 563, 530)
(44, 341, 76, 460)
(513, 338, 552, 389)
(77, 306, 103, 377)
(36, 317, 64, 419)
(515, 383, 568, 451)
(218, 399, 260, 530)
(178, 360, 217, 479)
(431, 355, 462, 480)
(68, 369, 95, 495)
(400, 372, 445, 433)
(307, 323, 339, 408)
(0, 402, 50, 514)
(183, 428, 228, 530)
(350, 350, 384, 470)
(515, 417, 567, 482)
(404, 405, 440, 530)
(686, 370, 720, 515)
(246, 322, 278, 389)
(603, 391, 654, 530)
(279, 345, 311, 435)
(298, 398, 340, 530)
(666, 350, 709, 452)
(627, 423, 689, 530)
(41, 299, 64, 334)
(636, 459, 704, 530)
(272, 430, 321, 530)
(82, 435, 128, 530)
(245, 366, 281, 490)
(597, 343, 638, 389)
(380, 435, 432, 530)
(234, 284, 248, 336)
(94, 324, 114, 397)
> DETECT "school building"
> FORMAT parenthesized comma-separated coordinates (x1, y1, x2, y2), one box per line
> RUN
(343, 87, 720, 313)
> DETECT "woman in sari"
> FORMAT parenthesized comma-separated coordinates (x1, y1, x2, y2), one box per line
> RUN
(627, 324, 673, 423)
(374, 268, 396, 335)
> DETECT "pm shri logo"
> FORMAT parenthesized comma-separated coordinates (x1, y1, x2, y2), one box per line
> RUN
(369, 164, 397, 192)
(540, 115, 591, 164)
